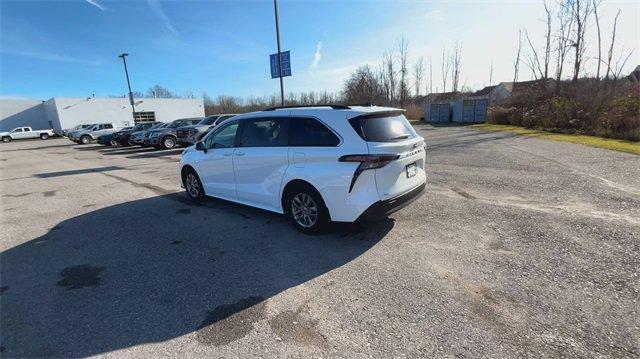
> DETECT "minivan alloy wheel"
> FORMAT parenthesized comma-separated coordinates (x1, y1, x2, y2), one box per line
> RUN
(291, 193, 319, 228)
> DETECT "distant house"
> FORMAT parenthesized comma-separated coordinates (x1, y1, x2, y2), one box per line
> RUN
(470, 83, 511, 105)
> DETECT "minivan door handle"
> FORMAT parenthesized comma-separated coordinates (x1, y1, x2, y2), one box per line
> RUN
(235, 151, 245, 156)
(223, 152, 233, 157)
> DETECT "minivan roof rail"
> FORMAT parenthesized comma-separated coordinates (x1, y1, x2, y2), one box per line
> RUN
(263, 104, 350, 111)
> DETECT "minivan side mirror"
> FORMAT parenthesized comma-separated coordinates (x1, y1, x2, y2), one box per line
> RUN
(195, 141, 206, 152)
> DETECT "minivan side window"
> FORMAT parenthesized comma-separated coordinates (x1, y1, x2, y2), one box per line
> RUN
(205, 121, 239, 149)
(239, 118, 288, 147)
(290, 117, 340, 146)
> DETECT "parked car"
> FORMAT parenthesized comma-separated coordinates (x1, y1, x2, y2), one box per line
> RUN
(179, 105, 427, 233)
(198, 115, 238, 140)
(96, 133, 112, 146)
(176, 114, 237, 147)
(69, 123, 119, 144)
(60, 124, 93, 137)
(96, 127, 132, 146)
(112, 122, 159, 146)
(143, 118, 202, 149)
(130, 122, 168, 146)
(1, 127, 55, 143)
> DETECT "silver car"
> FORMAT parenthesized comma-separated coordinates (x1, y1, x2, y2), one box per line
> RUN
(69, 123, 119, 144)
(176, 114, 236, 146)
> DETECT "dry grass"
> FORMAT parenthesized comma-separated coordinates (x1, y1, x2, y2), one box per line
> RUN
(471, 124, 640, 155)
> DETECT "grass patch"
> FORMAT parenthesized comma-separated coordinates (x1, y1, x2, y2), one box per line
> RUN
(470, 124, 640, 155)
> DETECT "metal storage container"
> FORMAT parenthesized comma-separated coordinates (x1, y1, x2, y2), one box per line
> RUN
(452, 98, 488, 123)
(426, 103, 451, 123)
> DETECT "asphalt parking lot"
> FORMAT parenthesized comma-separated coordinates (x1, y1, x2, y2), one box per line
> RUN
(1, 124, 638, 358)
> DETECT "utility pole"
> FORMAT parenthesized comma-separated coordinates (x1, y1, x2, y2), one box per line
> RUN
(118, 53, 136, 119)
(273, 0, 284, 106)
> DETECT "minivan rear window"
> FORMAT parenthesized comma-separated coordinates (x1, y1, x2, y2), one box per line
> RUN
(349, 113, 417, 143)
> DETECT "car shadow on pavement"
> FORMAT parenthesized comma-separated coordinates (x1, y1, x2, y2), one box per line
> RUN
(0, 143, 82, 152)
(100, 147, 159, 156)
(125, 149, 184, 159)
(0, 193, 393, 357)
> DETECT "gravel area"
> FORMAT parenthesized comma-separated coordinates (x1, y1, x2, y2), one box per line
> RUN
(1, 124, 638, 358)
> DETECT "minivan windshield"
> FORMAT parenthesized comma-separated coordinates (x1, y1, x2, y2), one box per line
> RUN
(350, 114, 417, 143)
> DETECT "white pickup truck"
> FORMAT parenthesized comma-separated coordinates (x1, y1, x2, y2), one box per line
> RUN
(1, 127, 56, 143)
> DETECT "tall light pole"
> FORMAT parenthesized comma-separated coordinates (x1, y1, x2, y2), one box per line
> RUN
(273, 0, 284, 106)
(118, 53, 136, 118)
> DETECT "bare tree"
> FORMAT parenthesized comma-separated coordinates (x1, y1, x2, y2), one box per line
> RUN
(413, 56, 424, 97)
(397, 37, 410, 106)
(377, 64, 390, 103)
(441, 47, 451, 92)
(429, 56, 433, 94)
(451, 41, 462, 92)
(343, 65, 384, 104)
(555, 2, 574, 82)
(524, 28, 544, 79)
(489, 60, 494, 85)
(543, 1, 552, 79)
(570, 0, 593, 82)
(593, 0, 602, 79)
(514, 29, 523, 82)
(382, 51, 396, 103)
(604, 9, 620, 80)
(147, 85, 176, 98)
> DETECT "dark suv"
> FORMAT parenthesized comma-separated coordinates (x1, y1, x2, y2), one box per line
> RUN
(176, 114, 237, 147)
(143, 118, 202, 149)
(112, 122, 159, 146)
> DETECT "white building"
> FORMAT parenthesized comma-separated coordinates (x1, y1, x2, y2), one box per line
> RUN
(1, 97, 205, 132)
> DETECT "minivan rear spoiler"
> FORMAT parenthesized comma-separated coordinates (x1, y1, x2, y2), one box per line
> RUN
(347, 110, 406, 121)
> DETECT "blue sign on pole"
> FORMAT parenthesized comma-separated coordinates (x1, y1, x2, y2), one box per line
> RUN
(270, 51, 291, 79)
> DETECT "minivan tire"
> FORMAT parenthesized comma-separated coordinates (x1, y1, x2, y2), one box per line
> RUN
(109, 137, 118, 146)
(183, 167, 205, 202)
(80, 135, 92, 144)
(285, 183, 330, 234)
(161, 136, 176, 149)
(40, 133, 49, 140)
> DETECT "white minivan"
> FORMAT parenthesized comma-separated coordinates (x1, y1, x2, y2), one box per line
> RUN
(179, 105, 427, 233)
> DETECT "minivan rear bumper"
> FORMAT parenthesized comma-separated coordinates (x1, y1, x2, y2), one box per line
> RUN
(356, 181, 426, 221)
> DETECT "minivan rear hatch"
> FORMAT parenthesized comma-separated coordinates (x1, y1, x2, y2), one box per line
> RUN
(349, 111, 425, 200)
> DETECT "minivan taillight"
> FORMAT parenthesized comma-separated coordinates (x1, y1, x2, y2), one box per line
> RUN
(339, 154, 399, 193)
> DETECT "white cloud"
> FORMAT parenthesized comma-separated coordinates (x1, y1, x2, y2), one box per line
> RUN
(1, 48, 102, 66)
(310, 41, 322, 70)
(147, 0, 177, 35)
(85, 0, 106, 12)
(423, 9, 443, 21)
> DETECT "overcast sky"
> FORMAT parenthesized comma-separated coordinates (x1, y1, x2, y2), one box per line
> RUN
(1, 0, 638, 100)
